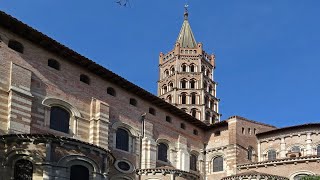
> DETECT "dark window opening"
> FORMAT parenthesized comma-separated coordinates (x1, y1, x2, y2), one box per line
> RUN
(14, 159, 33, 180)
(165, 116, 172, 123)
(213, 156, 223, 172)
(149, 108, 156, 115)
(116, 128, 129, 151)
(180, 123, 185, 130)
(48, 59, 60, 70)
(50, 106, 70, 133)
(181, 93, 187, 104)
(191, 109, 197, 117)
(107, 87, 116, 96)
(181, 64, 187, 72)
(268, 150, 276, 161)
(181, 79, 187, 88)
(317, 145, 320, 156)
(70, 165, 89, 180)
(190, 80, 196, 89)
(248, 147, 253, 161)
(214, 131, 221, 136)
(190, 65, 195, 72)
(80, 74, 90, 84)
(205, 111, 210, 121)
(193, 129, 198, 135)
(158, 143, 168, 162)
(190, 154, 197, 171)
(129, 98, 137, 106)
(8, 40, 24, 53)
(191, 93, 196, 104)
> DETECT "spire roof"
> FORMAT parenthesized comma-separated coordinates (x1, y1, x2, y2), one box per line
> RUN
(176, 5, 197, 48)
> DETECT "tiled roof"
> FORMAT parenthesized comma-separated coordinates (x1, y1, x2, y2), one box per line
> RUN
(257, 123, 320, 137)
(222, 170, 289, 180)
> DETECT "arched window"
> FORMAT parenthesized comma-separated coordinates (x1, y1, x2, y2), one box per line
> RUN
(205, 111, 210, 121)
(14, 159, 33, 180)
(170, 66, 175, 74)
(8, 40, 24, 53)
(317, 145, 320, 156)
(166, 95, 172, 103)
(149, 107, 156, 115)
(80, 74, 90, 85)
(203, 82, 207, 90)
(268, 149, 276, 161)
(191, 93, 196, 104)
(181, 79, 187, 88)
(116, 128, 129, 151)
(48, 59, 60, 70)
(208, 86, 213, 94)
(181, 93, 187, 104)
(190, 64, 196, 72)
(162, 85, 167, 94)
(107, 87, 116, 96)
(50, 106, 70, 133)
(206, 70, 210, 77)
(191, 108, 197, 118)
(164, 69, 169, 77)
(190, 154, 197, 171)
(190, 79, 196, 89)
(205, 96, 209, 107)
(70, 165, 89, 180)
(129, 98, 137, 106)
(213, 156, 223, 172)
(248, 147, 253, 161)
(201, 66, 205, 72)
(168, 82, 174, 91)
(181, 64, 187, 72)
(158, 143, 168, 162)
(291, 146, 301, 153)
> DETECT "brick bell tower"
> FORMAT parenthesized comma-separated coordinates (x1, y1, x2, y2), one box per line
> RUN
(157, 6, 220, 124)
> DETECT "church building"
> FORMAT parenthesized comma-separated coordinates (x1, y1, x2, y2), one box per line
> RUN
(0, 8, 319, 180)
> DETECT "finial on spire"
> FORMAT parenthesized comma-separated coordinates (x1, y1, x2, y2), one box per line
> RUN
(184, 4, 189, 20)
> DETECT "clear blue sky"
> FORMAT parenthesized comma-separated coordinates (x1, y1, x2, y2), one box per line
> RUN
(2, 1, 320, 127)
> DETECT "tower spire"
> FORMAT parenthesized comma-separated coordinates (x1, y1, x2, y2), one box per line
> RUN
(176, 4, 197, 48)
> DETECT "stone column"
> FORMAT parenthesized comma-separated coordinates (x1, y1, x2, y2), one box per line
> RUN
(257, 141, 261, 162)
(306, 132, 312, 156)
(141, 121, 156, 169)
(280, 137, 286, 158)
(176, 135, 189, 171)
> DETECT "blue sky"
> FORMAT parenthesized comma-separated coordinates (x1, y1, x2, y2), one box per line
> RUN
(1, 1, 320, 127)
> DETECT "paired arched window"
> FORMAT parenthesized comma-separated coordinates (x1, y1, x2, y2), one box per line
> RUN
(107, 87, 116, 96)
(190, 79, 196, 89)
(190, 64, 196, 72)
(190, 154, 197, 171)
(70, 165, 89, 180)
(205, 111, 210, 121)
(164, 69, 169, 77)
(191, 108, 197, 118)
(80, 74, 90, 85)
(116, 128, 129, 151)
(212, 156, 223, 172)
(317, 145, 320, 156)
(267, 149, 276, 161)
(158, 143, 168, 162)
(14, 159, 33, 180)
(191, 93, 196, 104)
(181, 93, 187, 104)
(8, 40, 24, 53)
(48, 59, 60, 70)
(181, 64, 187, 72)
(50, 106, 70, 133)
(181, 79, 187, 88)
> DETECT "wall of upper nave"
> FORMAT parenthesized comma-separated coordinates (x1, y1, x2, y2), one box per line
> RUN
(237, 160, 320, 180)
(258, 127, 320, 161)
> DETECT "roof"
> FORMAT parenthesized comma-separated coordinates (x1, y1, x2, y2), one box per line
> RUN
(0, 10, 215, 129)
(257, 123, 320, 137)
(226, 115, 276, 128)
(176, 10, 197, 48)
(222, 170, 289, 180)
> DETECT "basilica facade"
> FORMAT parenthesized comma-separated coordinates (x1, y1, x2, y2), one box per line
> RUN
(0, 9, 319, 180)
